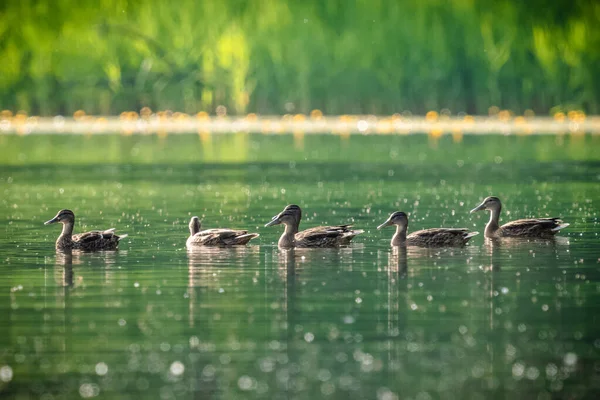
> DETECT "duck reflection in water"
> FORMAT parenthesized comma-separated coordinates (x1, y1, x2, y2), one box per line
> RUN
(482, 236, 570, 272)
(187, 245, 260, 269)
(388, 246, 408, 279)
(275, 245, 359, 279)
(52, 250, 124, 288)
(186, 245, 260, 327)
(54, 251, 75, 287)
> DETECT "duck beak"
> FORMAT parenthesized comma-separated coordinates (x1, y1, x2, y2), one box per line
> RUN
(264, 215, 281, 227)
(44, 216, 59, 225)
(377, 218, 393, 230)
(470, 202, 486, 213)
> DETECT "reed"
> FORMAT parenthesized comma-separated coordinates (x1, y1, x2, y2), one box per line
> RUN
(0, 0, 597, 116)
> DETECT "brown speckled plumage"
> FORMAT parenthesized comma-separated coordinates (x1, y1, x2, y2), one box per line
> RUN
(265, 204, 363, 248)
(186, 216, 259, 247)
(45, 209, 126, 251)
(378, 211, 479, 247)
(470, 196, 569, 238)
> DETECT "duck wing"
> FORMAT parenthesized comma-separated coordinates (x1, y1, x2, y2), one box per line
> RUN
(407, 228, 478, 246)
(295, 225, 363, 247)
(501, 218, 568, 237)
(188, 228, 257, 246)
(72, 228, 123, 250)
(73, 230, 105, 244)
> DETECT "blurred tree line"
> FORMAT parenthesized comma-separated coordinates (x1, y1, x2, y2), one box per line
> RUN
(0, 0, 598, 116)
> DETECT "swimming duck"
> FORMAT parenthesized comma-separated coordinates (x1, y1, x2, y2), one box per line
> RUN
(186, 216, 259, 247)
(377, 211, 479, 247)
(45, 209, 127, 251)
(264, 204, 363, 248)
(470, 196, 569, 238)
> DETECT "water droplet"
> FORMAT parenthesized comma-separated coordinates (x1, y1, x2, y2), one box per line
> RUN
(564, 352, 577, 366)
(304, 332, 315, 343)
(238, 375, 256, 391)
(169, 361, 185, 376)
(95, 362, 108, 376)
(0, 365, 13, 382)
(79, 383, 99, 398)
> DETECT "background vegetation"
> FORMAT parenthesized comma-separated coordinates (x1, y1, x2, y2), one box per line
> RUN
(0, 0, 598, 116)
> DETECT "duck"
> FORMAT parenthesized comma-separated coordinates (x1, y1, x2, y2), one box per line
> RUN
(186, 216, 259, 247)
(470, 196, 569, 238)
(264, 204, 363, 248)
(44, 209, 127, 251)
(377, 211, 479, 247)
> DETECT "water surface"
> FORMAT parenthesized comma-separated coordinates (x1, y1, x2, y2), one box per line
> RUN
(1, 133, 599, 399)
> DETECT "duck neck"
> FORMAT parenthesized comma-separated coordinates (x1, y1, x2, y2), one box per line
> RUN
(278, 220, 299, 248)
(61, 222, 74, 237)
(58, 222, 74, 246)
(391, 224, 408, 246)
(485, 207, 501, 236)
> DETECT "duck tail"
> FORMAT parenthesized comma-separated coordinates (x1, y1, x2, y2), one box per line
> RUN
(464, 231, 479, 239)
(345, 229, 364, 238)
(118, 234, 129, 240)
(239, 233, 260, 240)
(551, 223, 569, 232)
(235, 233, 260, 244)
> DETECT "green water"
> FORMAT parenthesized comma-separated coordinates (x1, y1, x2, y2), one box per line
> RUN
(1, 133, 599, 399)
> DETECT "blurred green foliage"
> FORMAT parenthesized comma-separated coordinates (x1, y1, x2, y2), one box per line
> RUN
(0, 0, 598, 115)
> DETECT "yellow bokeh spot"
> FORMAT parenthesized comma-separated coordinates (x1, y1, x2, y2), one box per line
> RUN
(553, 112, 565, 122)
(376, 119, 393, 134)
(73, 110, 86, 120)
(425, 111, 438, 122)
(246, 113, 258, 121)
(429, 128, 443, 138)
(199, 131, 211, 143)
(524, 109, 535, 118)
(140, 107, 152, 117)
(488, 106, 500, 116)
(261, 121, 271, 133)
(292, 114, 306, 122)
(498, 110, 512, 121)
(14, 112, 27, 122)
(196, 111, 209, 120)
(310, 109, 323, 119)
(463, 115, 475, 124)
(1, 110, 13, 119)
(452, 129, 463, 143)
